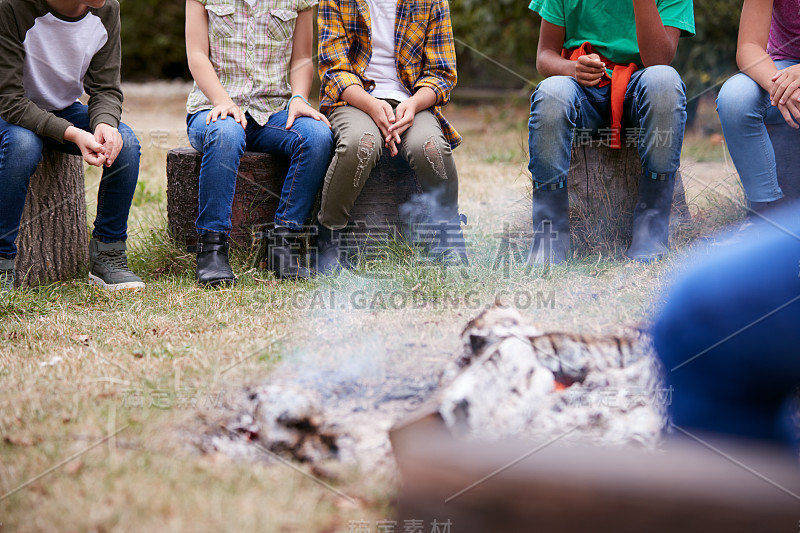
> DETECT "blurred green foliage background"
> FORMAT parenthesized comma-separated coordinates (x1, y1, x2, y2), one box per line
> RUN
(120, 0, 743, 102)
(119, 0, 189, 79)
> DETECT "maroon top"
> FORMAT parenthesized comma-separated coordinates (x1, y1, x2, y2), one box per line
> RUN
(768, 0, 800, 60)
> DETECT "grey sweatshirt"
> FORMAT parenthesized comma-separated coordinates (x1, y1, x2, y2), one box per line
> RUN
(0, 0, 123, 142)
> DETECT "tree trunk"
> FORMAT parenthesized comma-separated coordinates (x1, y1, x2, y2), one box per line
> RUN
(166, 147, 424, 248)
(568, 143, 690, 257)
(348, 149, 425, 237)
(16, 150, 88, 287)
(166, 147, 291, 247)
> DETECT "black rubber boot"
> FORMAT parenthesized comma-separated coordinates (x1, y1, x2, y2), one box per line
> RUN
(195, 232, 236, 287)
(269, 226, 313, 280)
(527, 185, 570, 266)
(315, 224, 349, 275)
(430, 214, 469, 266)
(625, 173, 675, 263)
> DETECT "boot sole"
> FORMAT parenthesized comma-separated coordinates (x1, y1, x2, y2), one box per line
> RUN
(526, 251, 568, 266)
(625, 253, 666, 263)
(89, 274, 145, 291)
(198, 277, 237, 288)
(273, 270, 313, 280)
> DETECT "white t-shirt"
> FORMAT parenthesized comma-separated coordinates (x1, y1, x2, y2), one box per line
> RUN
(363, 0, 410, 102)
(23, 11, 108, 113)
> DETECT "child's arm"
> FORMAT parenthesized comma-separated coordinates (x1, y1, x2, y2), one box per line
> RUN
(0, 3, 75, 144)
(632, 0, 681, 66)
(285, 7, 330, 129)
(388, 0, 456, 139)
(408, 0, 457, 106)
(185, 0, 246, 129)
(737, 0, 777, 92)
(736, 0, 800, 127)
(84, 2, 124, 166)
(318, 0, 363, 101)
(536, 20, 605, 86)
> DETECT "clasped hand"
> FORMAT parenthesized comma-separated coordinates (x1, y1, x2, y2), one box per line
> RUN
(366, 98, 421, 157)
(770, 64, 800, 128)
(66, 123, 123, 167)
(574, 54, 606, 87)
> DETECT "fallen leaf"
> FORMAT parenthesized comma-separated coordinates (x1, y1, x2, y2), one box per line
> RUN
(71, 334, 91, 346)
(4, 434, 36, 446)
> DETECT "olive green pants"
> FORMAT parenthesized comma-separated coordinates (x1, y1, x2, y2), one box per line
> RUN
(317, 102, 460, 230)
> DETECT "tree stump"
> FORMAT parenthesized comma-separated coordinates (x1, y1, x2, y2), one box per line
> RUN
(767, 122, 800, 204)
(346, 149, 425, 242)
(567, 143, 690, 257)
(15, 150, 88, 287)
(166, 147, 290, 247)
(166, 147, 424, 248)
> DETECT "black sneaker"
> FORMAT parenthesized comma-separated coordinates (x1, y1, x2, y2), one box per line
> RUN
(88, 239, 145, 291)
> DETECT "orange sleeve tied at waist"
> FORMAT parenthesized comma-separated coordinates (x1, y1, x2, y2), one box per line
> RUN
(562, 42, 638, 149)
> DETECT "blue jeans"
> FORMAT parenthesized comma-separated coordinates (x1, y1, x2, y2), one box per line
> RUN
(0, 102, 140, 258)
(653, 201, 800, 451)
(187, 109, 334, 233)
(716, 59, 798, 203)
(528, 65, 687, 185)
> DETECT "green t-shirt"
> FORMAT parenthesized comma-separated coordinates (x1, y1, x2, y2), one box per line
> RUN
(528, 0, 695, 66)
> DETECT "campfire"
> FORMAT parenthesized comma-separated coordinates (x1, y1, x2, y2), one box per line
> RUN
(193, 304, 666, 468)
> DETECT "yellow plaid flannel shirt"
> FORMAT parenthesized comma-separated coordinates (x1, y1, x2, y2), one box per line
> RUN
(318, 0, 461, 148)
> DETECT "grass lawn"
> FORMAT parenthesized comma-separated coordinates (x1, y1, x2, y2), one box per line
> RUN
(0, 84, 746, 532)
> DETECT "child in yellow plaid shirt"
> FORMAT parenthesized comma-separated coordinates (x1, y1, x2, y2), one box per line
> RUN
(315, 0, 468, 272)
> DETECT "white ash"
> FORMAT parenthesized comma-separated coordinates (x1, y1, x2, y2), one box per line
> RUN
(437, 305, 666, 448)
(192, 346, 441, 471)
(193, 304, 666, 469)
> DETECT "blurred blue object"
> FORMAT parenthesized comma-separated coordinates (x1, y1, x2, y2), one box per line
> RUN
(654, 200, 800, 451)
(768, 121, 800, 204)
